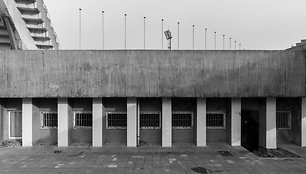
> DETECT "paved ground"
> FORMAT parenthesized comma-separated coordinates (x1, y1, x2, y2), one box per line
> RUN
(0, 144, 306, 174)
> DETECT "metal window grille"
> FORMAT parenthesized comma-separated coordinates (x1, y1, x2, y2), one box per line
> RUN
(276, 111, 291, 129)
(207, 112, 226, 129)
(172, 112, 193, 128)
(106, 112, 127, 129)
(41, 111, 58, 129)
(140, 112, 160, 129)
(74, 111, 92, 128)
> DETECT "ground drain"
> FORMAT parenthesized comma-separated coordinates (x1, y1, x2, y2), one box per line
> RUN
(218, 151, 233, 157)
(191, 167, 209, 174)
(53, 150, 62, 154)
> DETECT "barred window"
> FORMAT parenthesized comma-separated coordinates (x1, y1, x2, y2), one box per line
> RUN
(172, 112, 193, 128)
(74, 111, 92, 128)
(207, 112, 226, 129)
(41, 111, 58, 129)
(276, 111, 291, 129)
(140, 112, 160, 129)
(106, 112, 127, 129)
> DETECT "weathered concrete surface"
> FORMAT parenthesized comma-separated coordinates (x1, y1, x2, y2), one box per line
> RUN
(0, 144, 306, 174)
(0, 50, 304, 97)
(0, 0, 37, 49)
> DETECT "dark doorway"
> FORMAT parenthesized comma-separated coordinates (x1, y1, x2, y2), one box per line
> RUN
(241, 110, 259, 152)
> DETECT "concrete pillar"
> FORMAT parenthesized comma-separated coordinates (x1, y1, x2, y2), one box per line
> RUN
(266, 98, 277, 149)
(58, 98, 69, 147)
(196, 98, 206, 147)
(93, 98, 103, 147)
(231, 98, 241, 146)
(22, 98, 33, 147)
(162, 98, 172, 147)
(127, 98, 137, 147)
(302, 98, 306, 147)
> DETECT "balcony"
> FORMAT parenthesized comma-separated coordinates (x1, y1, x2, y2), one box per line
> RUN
(17, 6, 39, 14)
(36, 44, 54, 50)
(23, 17, 44, 24)
(28, 26, 48, 33)
(32, 35, 51, 42)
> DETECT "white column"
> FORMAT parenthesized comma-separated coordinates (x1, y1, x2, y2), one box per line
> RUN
(162, 98, 172, 147)
(197, 98, 206, 147)
(22, 98, 33, 147)
(93, 98, 103, 147)
(58, 98, 69, 147)
(266, 98, 276, 149)
(231, 98, 241, 146)
(127, 98, 137, 147)
(302, 98, 306, 147)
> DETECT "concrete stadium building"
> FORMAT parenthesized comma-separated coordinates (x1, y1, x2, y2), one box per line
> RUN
(0, 1, 305, 152)
(0, 0, 59, 50)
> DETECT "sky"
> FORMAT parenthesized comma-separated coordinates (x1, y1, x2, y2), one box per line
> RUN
(44, 0, 306, 50)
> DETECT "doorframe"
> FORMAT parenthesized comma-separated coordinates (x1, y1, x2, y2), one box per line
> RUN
(8, 110, 22, 139)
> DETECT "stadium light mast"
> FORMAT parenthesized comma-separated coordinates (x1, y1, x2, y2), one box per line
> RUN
(177, 22, 180, 50)
(124, 13, 127, 49)
(79, 8, 82, 49)
(205, 28, 207, 50)
(192, 25, 195, 50)
(223, 34, 225, 50)
(144, 17, 146, 49)
(161, 19, 164, 50)
(102, 11, 104, 50)
(214, 31, 216, 50)
(164, 30, 172, 50)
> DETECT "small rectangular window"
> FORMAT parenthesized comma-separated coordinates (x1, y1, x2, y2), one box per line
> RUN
(140, 112, 161, 129)
(276, 111, 291, 129)
(207, 112, 226, 129)
(74, 111, 92, 128)
(172, 112, 193, 129)
(41, 111, 58, 129)
(106, 112, 127, 129)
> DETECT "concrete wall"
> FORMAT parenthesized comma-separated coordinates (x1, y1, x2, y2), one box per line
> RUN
(172, 98, 196, 144)
(206, 98, 230, 143)
(0, 98, 22, 142)
(139, 98, 162, 146)
(276, 98, 301, 145)
(69, 98, 92, 145)
(103, 98, 127, 145)
(32, 98, 57, 146)
(0, 50, 304, 98)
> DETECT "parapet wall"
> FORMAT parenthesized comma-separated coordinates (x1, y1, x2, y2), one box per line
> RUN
(0, 50, 304, 97)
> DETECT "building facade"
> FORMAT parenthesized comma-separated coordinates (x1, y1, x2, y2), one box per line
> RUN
(0, 50, 305, 151)
(0, 0, 59, 50)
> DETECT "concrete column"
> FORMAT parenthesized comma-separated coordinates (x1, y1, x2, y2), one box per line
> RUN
(231, 98, 241, 146)
(127, 98, 137, 147)
(93, 98, 103, 147)
(162, 98, 172, 147)
(22, 98, 33, 147)
(196, 98, 206, 147)
(302, 98, 306, 147)
(58, 98, 69, 147)
(266, 98, 277, 149)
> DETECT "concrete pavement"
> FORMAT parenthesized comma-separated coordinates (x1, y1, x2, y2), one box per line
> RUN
(0, 144, 305, 174)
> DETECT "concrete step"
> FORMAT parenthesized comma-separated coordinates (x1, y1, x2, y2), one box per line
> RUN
(0, 37, 11, 44)
(0, 29, 9, 36)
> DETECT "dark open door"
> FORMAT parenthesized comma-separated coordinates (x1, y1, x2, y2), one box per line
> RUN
(241, 110, 259, 152)
(9, 111, 22, 139)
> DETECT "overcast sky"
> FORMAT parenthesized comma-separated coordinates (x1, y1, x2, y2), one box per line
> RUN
(44, 0, 306, 50)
